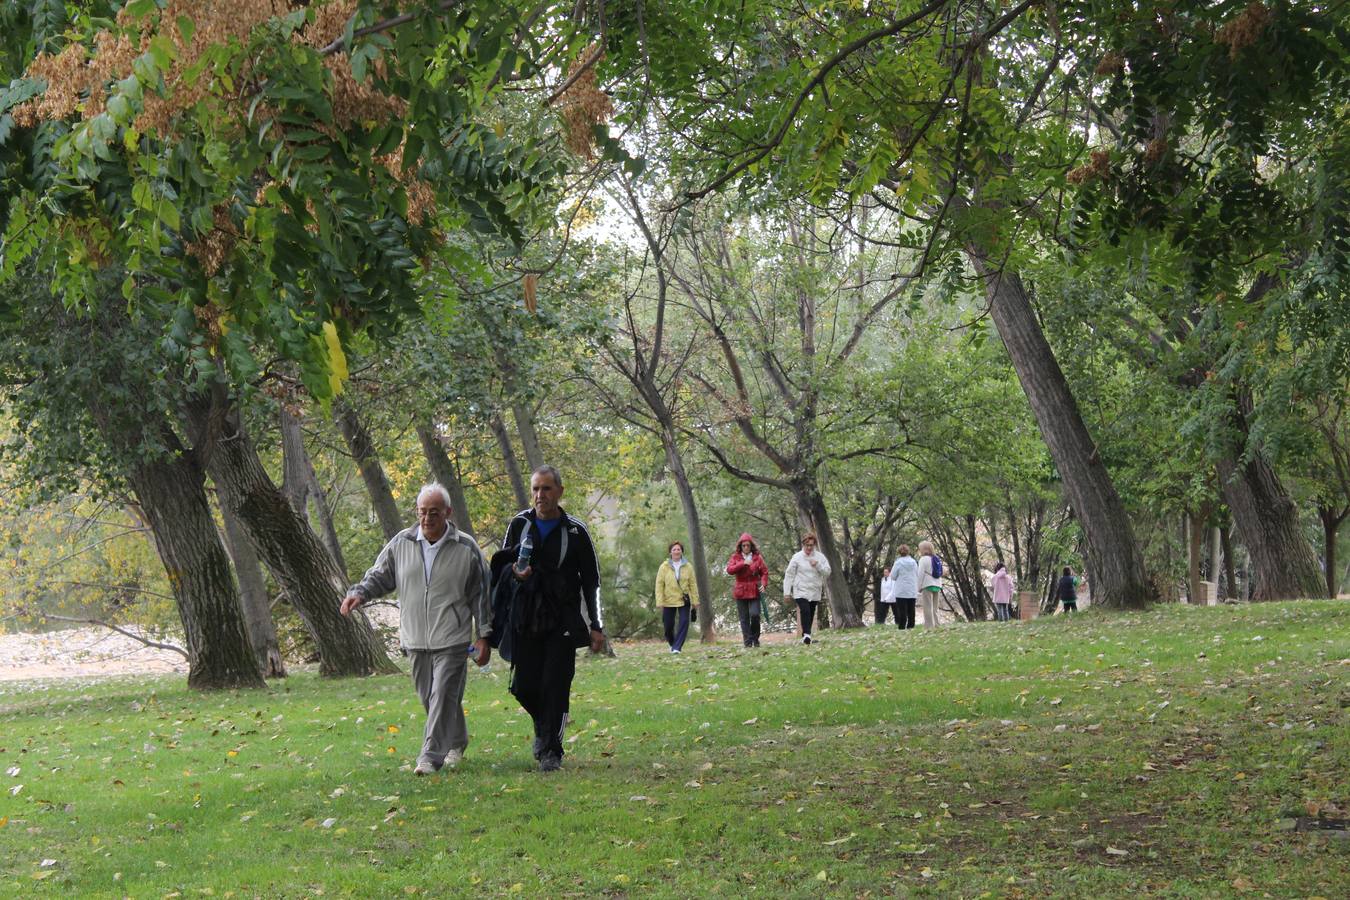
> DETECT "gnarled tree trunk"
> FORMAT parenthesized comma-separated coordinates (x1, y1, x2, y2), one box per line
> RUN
(280, 407, 347, 576)
(1217, 448, 1325, 601)
(194, 395, 398, 677)
(417, 423, 476, 538)
(335, 400, 403, 541)
(217, 499, 286, 677)
(126, 449, 264, 690)
(489, 412, 530, 509)
(966, 248, 1152, 609)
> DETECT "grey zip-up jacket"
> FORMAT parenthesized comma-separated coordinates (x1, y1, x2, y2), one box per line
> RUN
(348, 525, 492, 651)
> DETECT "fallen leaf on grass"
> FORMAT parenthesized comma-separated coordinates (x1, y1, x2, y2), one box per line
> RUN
(1105, 846, 1128, 857)
(321, 818, 337, 829)
(814, 871, 827, 881)
(39, 859, 56, 868)
(823, 833, 854, 846)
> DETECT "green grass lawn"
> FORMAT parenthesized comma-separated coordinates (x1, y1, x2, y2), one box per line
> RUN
(2, 601, 1346, 898)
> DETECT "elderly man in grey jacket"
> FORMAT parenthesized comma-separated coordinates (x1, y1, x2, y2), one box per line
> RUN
(341, 484, 492, 775)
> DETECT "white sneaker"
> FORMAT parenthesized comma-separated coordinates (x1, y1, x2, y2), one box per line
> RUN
(443, 749, 464, 768)
(413, 760, 436, 776)
(802, 634, 812, 645)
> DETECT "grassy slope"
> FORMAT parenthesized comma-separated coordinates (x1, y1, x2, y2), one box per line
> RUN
(0, 601, 1346, 898)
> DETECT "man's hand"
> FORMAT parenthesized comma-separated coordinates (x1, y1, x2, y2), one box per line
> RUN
(472, 637, 491, 667)
(782, 594, 791, 605)
(513, 563, 532, 581)
(589, 629, 605, 653)
(339, 593, 362, 617)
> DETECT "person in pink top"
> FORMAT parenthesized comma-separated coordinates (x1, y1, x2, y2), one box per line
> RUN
(990, 561, 1015, 622)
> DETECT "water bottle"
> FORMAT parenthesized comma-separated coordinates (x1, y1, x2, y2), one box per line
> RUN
(514, 533, 533, 574)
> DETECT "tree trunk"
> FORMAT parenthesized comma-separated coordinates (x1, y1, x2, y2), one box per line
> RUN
(1220, 524, 1238, 599)
(966, 248, 1152, 609)
(416, 424, 476, 539)
(217, 498, 286, 677)
(1317, 505, 1345, 599)
(126, 452, 264, 690)
(196, 397, 398, 677)
(1187, 511, 1204, 605)
(512, 401, 545, 472)
(1210, 525, 1222, 586)
(279, 408, 347, 576)
(1216, 437, 1325, 601)
(659, 427, 716, 643)
(799, 485, 863, 627)
(334, 400, 403, 541)
(490, 412, 529, 509)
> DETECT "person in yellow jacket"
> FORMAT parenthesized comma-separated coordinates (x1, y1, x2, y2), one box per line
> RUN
(655, 541, 699, 653)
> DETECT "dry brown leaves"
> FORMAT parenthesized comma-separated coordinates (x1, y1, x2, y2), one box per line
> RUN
(555, 45, 612, 159)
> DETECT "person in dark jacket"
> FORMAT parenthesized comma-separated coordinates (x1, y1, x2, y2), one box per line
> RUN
(501, 465, 604, 773)
(1056, 566, 1079, 613)
(725, 533, 769, 647)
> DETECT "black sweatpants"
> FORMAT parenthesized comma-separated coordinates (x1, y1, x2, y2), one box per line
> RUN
(509, 629, 576, 757)
(795, 598, 819, 636)
(896, 597, 917, 629)
(736, 598, 761, 646)
(875, 600, 900, 625)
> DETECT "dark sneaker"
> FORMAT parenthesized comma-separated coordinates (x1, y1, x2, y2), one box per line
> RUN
(538, 751, 562, 773)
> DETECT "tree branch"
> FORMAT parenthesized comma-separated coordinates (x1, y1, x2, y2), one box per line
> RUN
(35, 612, 189, 660)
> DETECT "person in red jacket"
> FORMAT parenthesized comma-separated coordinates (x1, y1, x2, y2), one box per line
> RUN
(725, 533, 769, 647)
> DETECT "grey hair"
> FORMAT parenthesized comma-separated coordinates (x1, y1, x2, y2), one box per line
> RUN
(532, 465, 563, 488)
(416, 483, 452, 508)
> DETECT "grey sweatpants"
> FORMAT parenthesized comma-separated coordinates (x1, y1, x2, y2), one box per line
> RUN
(408, 647, 470, 768)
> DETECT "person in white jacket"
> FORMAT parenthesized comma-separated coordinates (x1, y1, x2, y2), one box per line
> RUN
(917, 539, 943, 628)
(886, 545, 920, 630)
(876, 566, 897, 625)
(783, 533, 831, 645)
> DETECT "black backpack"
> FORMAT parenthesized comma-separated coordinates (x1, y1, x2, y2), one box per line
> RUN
(487, 547, 519, 662)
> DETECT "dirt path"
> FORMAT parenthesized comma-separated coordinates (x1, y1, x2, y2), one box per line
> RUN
(0, 625, 187, 682)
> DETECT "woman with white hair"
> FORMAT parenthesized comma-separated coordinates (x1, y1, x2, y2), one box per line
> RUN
(916, 540, 943, 628)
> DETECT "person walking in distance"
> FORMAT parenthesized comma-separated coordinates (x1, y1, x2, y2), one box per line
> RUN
(1057, 567, 1080, 613)
(655, 541, 698, 654)
(917, 540, 944, 628)
(340, 484, 491, 776)
(876, 566, 897, 625)
(990, 562, 1015, 622)
(783, 533, 831, 645)
(725, 533, 769, 647)
(501, 466, 604, 773)
(887, 545, 919, 630)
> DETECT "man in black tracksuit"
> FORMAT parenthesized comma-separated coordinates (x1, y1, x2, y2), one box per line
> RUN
(501, 465, 604, 773)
